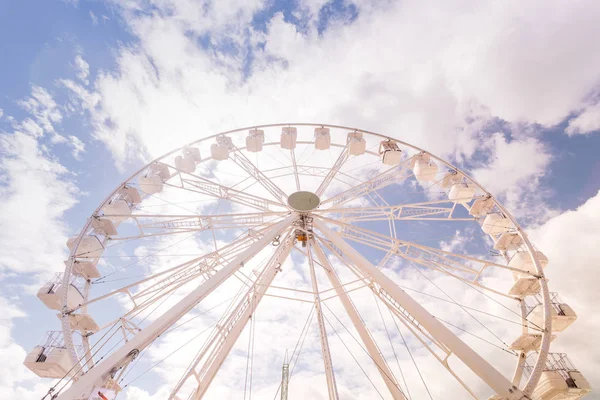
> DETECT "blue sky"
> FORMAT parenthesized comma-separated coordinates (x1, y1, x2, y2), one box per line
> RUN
(1, 0, 600, 399)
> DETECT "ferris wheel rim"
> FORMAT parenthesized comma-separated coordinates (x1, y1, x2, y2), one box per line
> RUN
(58, 122, 552, 399)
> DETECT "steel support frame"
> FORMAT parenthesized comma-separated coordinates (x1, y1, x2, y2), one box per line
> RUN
(55, 215, 295, 400)
(169, 233, 295, 399)
(314, 220, 526, 400)
(307, 240, 340, 400)
(311, 240, 406, 399)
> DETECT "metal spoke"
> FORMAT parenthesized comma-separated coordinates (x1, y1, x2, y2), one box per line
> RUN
(230, 145, 289, 204)
(315, 147, 349, 197)
(319, 160, 413, 208)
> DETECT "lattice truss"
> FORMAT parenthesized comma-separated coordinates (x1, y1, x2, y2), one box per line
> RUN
(26, 124, 589, 400)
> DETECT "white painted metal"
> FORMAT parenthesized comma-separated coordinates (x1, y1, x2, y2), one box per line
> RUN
(306, 240, 339, 400)
(315, 220, 526, 399)
(171, 232, 294, 399)
(312, 241, 406, 399)
(53, 216, 294, 400)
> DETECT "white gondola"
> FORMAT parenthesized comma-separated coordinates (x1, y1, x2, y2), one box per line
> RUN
(175, 153, 196, 174)
(509, 250, 549, 278)
(527, 294, 577, 333)
(139, 163, 170, 194)
(91, 217, 117, 236)
(530, 354, 591, 400)
(102, 199, 131, 225)
(67, 235, 104, 259)
(37, 274, 84, 311)
(347, 132, 366, 156)
(379, 140, 402, 165)
(117, 186, 142, 204)
(469, 196, 495, 217)
(509, 333, 555, 353)
(182, 146, 201, 163)
(64, 259, 100, 280)
(211, 136, 232, 161)
(24, 331, 74, 379)
(246, 129, 265, 152)
(413, 157, 439, 182)
(448, 183, 476, 204)
(58, 313, 99, 334)
(281, 126, 297, 150)
(314, 127, 331, 150)
(493, 232, 523, 251)
(481, 213, 513, 234)
(441, 171, 463, 188)
(509, 277, 542, 297)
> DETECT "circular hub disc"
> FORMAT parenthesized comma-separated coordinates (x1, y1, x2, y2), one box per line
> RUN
(288, 191, 320, 212)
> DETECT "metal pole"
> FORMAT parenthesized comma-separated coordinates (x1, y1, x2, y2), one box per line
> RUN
(312, 240, 406, 399)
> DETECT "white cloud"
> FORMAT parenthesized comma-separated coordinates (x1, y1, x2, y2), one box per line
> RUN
(0, 131, 79, 275)
(566, 102, 600, 135)
(68, 135, 86, 160)
(74, 54, 90, 84)
(17, 86, 62, 134)
(0, 108, 4, 119)
(469, 132, 553, 221)
(89, 10, 99, 26)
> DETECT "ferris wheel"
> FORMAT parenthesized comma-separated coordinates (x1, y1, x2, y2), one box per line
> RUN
(25, 124, 590, 400)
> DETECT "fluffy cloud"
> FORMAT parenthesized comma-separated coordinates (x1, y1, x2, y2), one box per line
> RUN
(0, 87, 79, 276)
(566, 102, 600, 135)
(0, 296, 48, 398)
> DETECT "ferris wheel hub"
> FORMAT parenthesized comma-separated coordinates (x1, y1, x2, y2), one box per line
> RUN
(287, 191, 320, 212)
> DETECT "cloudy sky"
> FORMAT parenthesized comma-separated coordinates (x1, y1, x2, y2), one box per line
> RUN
(1, 0, 600, 399)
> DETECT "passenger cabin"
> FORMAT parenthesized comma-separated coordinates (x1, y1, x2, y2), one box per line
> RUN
(182, 146, 201, 163)
(508, 250, 547, 297)
(530, 354, 590, 400)
(37, 274, 84, 310)
(440, 171, 463, 188)
(412, 154, 439, 182)
(379, 140, 402, 165)
(527, 293, 578, 333)
(509, 333, 555, 353)
(481, 213, 513, 235)
(67, 259, 100, 280)
(58, 312, 99, 334)
(281, 127, 297, 150)
(23, 331, 74, 379)
(347, 132, 366, 155)
(139, 162, 170, 194)
(246, 129, 265, 152)
(211, 136, 233, 161)
(494, 232, 523, 251)
(66, 235, 104, 259)
(314, 127, 331, 150)
(448, 183, 476, 204)
(174, 153, 196, 174)
(469, 196, 495, 217)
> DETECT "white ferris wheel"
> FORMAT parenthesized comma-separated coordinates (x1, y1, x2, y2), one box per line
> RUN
(25, 124, 590, 400)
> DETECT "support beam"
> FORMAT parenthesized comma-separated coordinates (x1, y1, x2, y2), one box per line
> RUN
(170, 233, 295, 399)
(312, 241, 406, 399)
(55, 215, 296, 400)
(314, 220, 526, 400)
(307, 241, 339, 400)
(315, 147, 349, 197)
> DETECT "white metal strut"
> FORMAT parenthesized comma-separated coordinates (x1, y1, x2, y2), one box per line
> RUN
(314, 220, 526, 400)
(312, 241, 406, 399)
